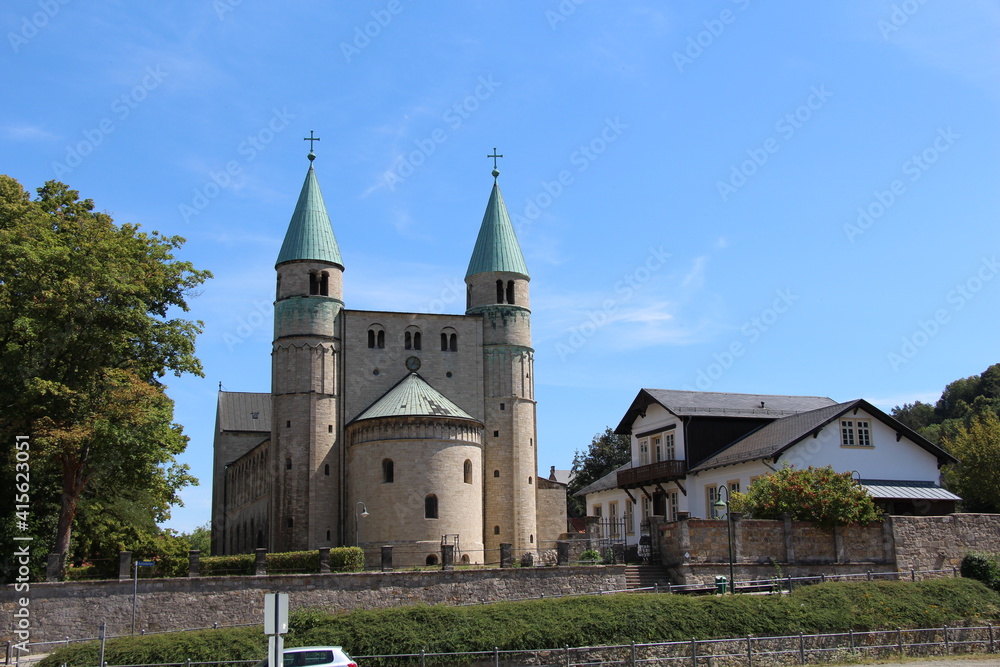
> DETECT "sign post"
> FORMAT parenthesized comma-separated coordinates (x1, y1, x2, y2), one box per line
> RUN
(264, 593, 289, 667)
(131, 560, 155, 635)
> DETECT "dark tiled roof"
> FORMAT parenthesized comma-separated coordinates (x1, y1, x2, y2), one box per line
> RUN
(217, 392, 271, 433)
(616, 389, 836, 433)
(688, 399, 957, 473)
(573, 462, 632, 497)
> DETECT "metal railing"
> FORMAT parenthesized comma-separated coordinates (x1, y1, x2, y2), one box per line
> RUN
(617, 460, 686, 488)
(24, 624, 994, 667)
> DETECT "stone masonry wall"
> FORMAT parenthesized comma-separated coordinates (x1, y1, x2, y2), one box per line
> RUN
(890, 513, 1000, 571)
(0, 566, 624, 644)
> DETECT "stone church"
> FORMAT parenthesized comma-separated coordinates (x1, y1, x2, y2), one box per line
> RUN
(211, 146, 567, 566)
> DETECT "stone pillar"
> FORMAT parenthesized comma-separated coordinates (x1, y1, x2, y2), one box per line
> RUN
(254, 548, 267, 576)
(731, 516, 743, 564)
(556, 542, 569, 566)
(118, 551, 132, 580)
(783, 513, 795, 563)
(46, 553, 63, 582)
(499, 543, 512, 568)
(676, 515, 691, 567)
(441, 544, 455, 571)
(381, 545, 393, 572)
(318, 547, 330, 573)
(188, 550, 200, 577)
(833, 526, 845, 564)
(881, 515, 895, 565)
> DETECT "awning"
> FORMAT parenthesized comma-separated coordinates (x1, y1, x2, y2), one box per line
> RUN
(860, 480, 961, 501)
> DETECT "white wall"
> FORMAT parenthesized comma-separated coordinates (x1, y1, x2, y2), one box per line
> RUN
(628, 403, 683, 464)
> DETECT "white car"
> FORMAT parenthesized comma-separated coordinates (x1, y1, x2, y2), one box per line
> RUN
(259, 646, 358, 667)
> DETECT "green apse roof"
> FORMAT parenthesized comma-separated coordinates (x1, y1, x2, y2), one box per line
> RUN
(465, 177, 529, 279)
(276, 161, 344, 267)
(351, 373, 478, 423)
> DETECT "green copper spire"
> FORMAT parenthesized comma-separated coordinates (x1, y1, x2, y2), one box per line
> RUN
(465, 162, 529, 279)
(276, 150, 344, 267)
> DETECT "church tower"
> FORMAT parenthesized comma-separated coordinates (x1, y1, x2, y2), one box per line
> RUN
(465, 158, 539, 558)
(270, 145, 345, 552)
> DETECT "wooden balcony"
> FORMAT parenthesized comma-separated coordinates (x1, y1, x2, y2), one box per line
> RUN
(618, 460, 687, 489)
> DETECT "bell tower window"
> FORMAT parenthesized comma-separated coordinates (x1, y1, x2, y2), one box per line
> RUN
(320, 271, 329, 296)
(496, 279, 504, 303)
(506, 280, 515, 305)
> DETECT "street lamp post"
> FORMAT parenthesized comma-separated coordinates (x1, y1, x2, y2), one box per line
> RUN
(713, 486, 735, 593)
(354, 501, 369, 548)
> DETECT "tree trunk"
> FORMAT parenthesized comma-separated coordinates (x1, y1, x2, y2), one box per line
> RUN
(54, 452, 88, 559)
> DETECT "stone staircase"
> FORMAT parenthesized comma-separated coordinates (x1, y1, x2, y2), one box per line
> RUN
(623, 564, 673, 590)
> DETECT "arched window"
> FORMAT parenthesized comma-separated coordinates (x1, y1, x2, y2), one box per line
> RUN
(441, 332, 448, 351)
(309, 272, 320, 295)
(528, 476, 533, 485)
(287, 517, 293, 529)
(496, 279, 504, 303)
(368, 329, 375, 348)
(285, 458, 292, 470)
(425, 494, 438, 519)
(377, 330, 385, 348)
(320, 271, 329, 296)
(413, 331, 421, 350)
(326, 530, 331, 541)
(493, 470, 500, 478)
(463, 459, 472, 484)
(494, 525, 500, 535)
(368, 326, 386, 349)
(382, 458, 394, 483)
(467, 284, 472, 310)
(405, 331, 412, 349)
(450, 333, 457, 351)
(461, 554, 470, 564)
(506, 280, 515, 304)
(426, 554, 439, 565)
(530, 534, 534, 544)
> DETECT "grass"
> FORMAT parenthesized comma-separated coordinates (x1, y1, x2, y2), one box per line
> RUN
(38, 578, 1000, 667)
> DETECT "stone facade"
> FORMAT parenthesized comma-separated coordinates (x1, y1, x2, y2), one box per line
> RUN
(659, 514, 1000, 586)
(0, 567, 623, 643)
(214, 165, 565, 568)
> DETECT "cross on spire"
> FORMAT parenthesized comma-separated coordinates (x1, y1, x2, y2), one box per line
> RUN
(487, 148, 503, 170)
(304, 131, 321, 161)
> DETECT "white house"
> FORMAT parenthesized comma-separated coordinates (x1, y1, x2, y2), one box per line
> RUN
(576, 389, 959, 551)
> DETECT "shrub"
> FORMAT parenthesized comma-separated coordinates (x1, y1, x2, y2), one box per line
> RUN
(961, 551, 1000, 591)
(329, 546, 364, 572)
(578, 549, 601, 563)
(738, 465, 882, 529)
(267, 550, 319, 574)
(200, 554, 255, 576)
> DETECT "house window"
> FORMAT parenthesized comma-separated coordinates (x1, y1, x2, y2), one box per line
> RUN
(728, 480, 741, 496)
(653, 435, 662, 462)
(639, 439, 649, 465)
(841, 419, 873, 447)
(664, 433, 676, 460)
(707, 485, 720, 519)
(425, 494, 438, 519)
(667, 490, 679, 522)
(463, 459, 472, 484)
(382, 458, 394, 483)
(625, 500, 635, 535)
(642, 496, 651, 520)
(592, 504, 602, 518)
(609, 501, 620, 538)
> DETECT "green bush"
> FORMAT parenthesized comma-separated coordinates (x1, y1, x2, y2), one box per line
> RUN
(38, 578, 1000, 667)
(200, 554, 256, 576)
(578, 549, 601, 563)
(65, 565, 101, 581)
(961, 551, 1000, 591)
(267, 550, 319, 574)
(329, 546, 364, 572)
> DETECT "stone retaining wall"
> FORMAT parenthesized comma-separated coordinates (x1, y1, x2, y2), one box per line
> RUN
(0, 566, 624, 643)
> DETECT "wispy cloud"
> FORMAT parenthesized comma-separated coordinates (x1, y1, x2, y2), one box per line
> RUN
(3, 125, 58, 141)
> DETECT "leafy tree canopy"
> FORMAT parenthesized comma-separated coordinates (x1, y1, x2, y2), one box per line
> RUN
(734, 465, 882, 530)
(0, 176, 211, 579)
(941, 410, 1000, 513)
(567, 427, 630, 517)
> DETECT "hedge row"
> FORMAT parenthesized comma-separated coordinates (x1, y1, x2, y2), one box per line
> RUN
(962, 551, 1000, 592)
(38, 577, 1000, 667)
(64, 548, 364, 580)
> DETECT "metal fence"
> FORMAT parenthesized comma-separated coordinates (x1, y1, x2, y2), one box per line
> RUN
(10, 624, 997, 667)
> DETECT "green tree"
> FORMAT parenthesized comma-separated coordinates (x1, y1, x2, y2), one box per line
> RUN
(941, 409, 1000, 513)
(567, 427, 631, 517)
(736, 465, 882, 530)
(0, 176, 210, 576)
(180, 521, 212, 553)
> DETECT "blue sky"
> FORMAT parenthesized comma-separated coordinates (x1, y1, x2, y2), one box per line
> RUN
(3, 2, 998, 534)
